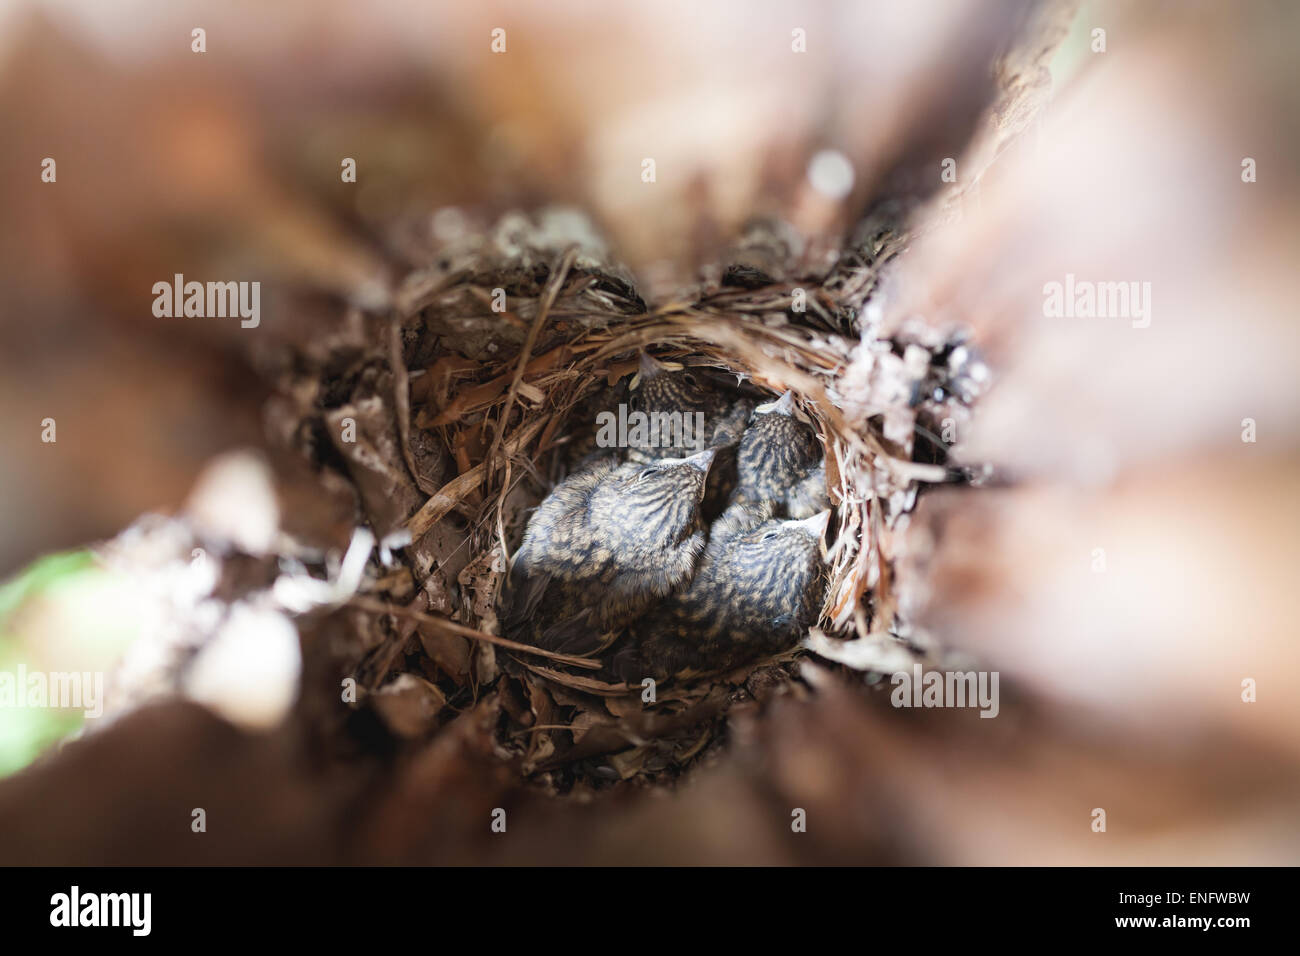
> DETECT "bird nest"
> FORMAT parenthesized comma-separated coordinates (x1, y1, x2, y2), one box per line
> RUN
(294, 207, 984, 791)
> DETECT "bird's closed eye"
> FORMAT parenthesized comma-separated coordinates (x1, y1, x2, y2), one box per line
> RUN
(636, 467, 657, 482)
(760, 530, 780, 541)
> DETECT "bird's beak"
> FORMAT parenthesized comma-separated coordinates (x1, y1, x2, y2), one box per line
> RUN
(756, 390, 798, 416)
(639, 352, 667, 379)
(681, 448, 716, 474)
(794, 509, 831, 536)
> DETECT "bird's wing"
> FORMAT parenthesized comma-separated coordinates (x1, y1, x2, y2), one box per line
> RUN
(499, 558, 554, 638)
(537, 606, 615, 657)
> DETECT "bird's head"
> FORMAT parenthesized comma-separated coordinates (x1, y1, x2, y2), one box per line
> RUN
(736, 508, 828, 561)
(737, 392, 822, 496)
(717, 509, 830, 630)
(592, 449, 715, 549)
(630, 352, 712, 416)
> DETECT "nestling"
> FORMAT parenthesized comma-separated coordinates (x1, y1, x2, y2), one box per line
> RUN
(733, 390, 829, 517)
(626, 352, 732, 461)
(501, 448, 715, 654)
(610, 507, 831, 681)
(626, 352, 754, 520)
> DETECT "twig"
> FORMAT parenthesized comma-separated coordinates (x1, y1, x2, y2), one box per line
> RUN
(406, 416, 548, 538)
(391, 316, 438, 495)
(349, 595, 601, 669)
(484, 247, 578, 477)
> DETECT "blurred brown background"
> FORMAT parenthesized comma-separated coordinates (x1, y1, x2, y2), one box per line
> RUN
(0, 0, 1298, 864)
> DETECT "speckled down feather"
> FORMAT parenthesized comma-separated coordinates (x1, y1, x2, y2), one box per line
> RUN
(733, 391, 829, 517)
(611, 506, 830, 681)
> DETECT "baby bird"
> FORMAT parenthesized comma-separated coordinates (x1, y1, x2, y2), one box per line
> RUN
(610, 507, 831, 682)
(501, 448, 715, 655)
(627, 352, 754, 520)
(626, 353, 732, 462)
(733, 390, 829, 518)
